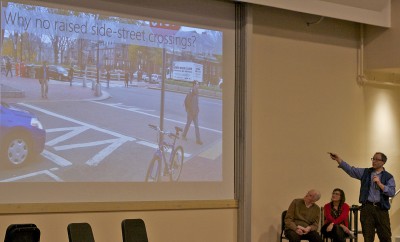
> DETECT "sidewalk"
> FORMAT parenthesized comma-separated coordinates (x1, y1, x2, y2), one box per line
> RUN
(0, 75, 222, 104)
(0, 76, 110, 103)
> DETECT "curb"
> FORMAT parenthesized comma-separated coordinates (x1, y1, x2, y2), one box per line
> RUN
(1, 84, 25, 98)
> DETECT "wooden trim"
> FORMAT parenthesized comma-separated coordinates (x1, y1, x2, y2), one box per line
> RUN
(0, 199, 238, 214)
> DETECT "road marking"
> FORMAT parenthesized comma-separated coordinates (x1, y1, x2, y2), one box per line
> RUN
(86, 137, 132, 166)
(92, 101, 222, 134)
(20, 103, 136, 139)
(199, 139, 222, 160)
(102, 102, 157, 112)
(46, 126, 89, 146)
(136, 140, 191, 158)
(54, 138, 126, 151)
(42, 150, 72, 167)
(0, 170, 63, 182)
(19, 103, 136, 167)
(137, 141, 158, 149)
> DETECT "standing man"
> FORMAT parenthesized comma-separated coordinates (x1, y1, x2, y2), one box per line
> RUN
(329, 152, 396, 242)
(68, 66, 74, 86)
(106, 69, 111, 88)
(38, 63, 49, 98)
(5, 58, 12, 77)
(124, 71, 129, 87)
(284, 189, 323, 242)
(182, 81, 203, 145)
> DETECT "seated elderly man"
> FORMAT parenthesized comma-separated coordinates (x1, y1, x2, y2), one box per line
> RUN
(284, 189, 323, 242)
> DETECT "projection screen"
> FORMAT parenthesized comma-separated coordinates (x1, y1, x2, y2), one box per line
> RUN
(0, 0, 235, 203)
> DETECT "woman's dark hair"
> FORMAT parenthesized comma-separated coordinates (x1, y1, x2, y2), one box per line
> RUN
(332, 188, 346, 205)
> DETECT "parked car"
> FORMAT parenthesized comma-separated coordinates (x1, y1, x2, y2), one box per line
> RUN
(133, 71, 147, 81)
(48, 65, 70, 81)
(142, 73, 149, 82)
(218, 78, 223, 89)
(133, 71, 139, 80)
(25, 64, 42, 78)
(0, 102, 46, 166)
(149, 74, 162, 83)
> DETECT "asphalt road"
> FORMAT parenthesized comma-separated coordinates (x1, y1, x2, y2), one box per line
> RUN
(0, 76, 223, 182)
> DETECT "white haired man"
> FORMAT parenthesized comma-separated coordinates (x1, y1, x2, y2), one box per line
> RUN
(284, 189, 323, 242)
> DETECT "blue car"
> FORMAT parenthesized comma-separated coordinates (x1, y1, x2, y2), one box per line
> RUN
(0, 102, 46, 166)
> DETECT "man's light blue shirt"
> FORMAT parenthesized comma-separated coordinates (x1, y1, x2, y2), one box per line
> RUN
(339, 160, 395, 202)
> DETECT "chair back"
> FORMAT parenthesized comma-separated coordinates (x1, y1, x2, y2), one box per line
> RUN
(67, 223, 95, 242)
(280, 210, 288, 242)
(281, 210, 287, 231)
(4, 224, 40, 242)
(121, 219, 148, 242)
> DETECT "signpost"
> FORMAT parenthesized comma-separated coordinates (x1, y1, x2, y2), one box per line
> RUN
(150, 22, 180, 134)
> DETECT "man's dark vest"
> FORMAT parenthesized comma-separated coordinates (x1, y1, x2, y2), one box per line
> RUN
(359, 168, 393, 210)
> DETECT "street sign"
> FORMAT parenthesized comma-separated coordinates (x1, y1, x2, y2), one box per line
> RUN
(150, 22, 181, 36)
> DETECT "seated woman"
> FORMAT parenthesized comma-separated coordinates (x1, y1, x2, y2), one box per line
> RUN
(321, 188, 354, 242)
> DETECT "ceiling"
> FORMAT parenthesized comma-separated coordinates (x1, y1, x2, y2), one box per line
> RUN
(234, 0, 391, 27)
(320, 0, 388, 11)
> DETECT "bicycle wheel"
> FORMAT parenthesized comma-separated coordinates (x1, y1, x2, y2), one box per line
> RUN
(169, 146, 184, 181)
(145, 157, 161, 182)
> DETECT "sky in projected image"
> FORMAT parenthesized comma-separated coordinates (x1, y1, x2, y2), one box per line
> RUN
(0, 1, 223, 182)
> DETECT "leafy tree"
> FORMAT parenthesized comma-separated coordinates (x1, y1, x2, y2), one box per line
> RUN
(1, 38, 14, 57)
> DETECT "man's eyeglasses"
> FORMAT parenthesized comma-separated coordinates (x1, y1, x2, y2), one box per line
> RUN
(371, 157, 383, 161)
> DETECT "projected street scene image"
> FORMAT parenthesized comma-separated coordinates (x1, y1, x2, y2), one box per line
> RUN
(0, 1, 224, 182)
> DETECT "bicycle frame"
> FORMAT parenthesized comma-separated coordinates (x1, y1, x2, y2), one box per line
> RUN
(146, 124, 184, 182)
(152, 128, 177, 169)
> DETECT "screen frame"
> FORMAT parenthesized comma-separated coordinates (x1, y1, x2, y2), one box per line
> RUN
(0, 0, 245, 212)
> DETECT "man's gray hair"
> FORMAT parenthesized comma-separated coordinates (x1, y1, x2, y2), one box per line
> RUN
(310, 189, 321, 202)
(313, 189, 321, 201)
